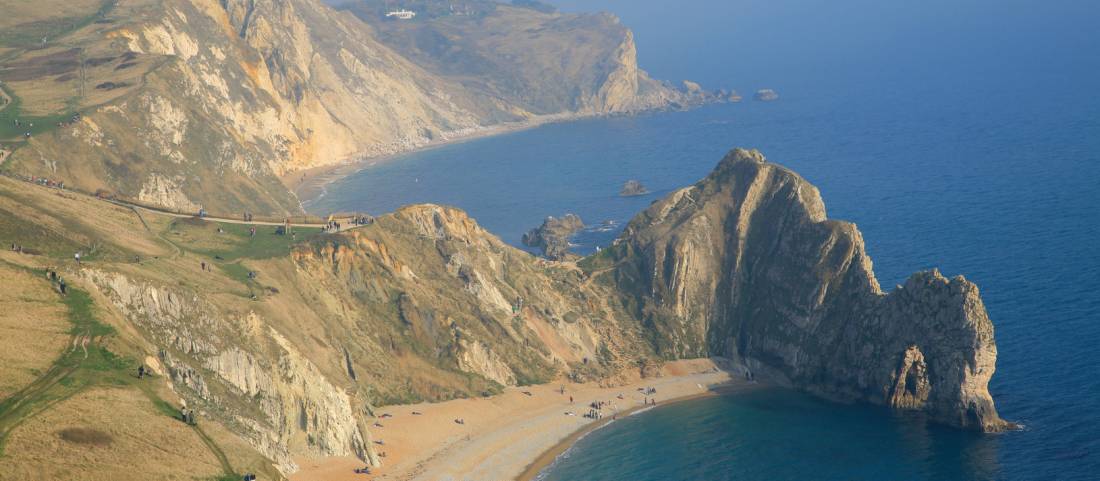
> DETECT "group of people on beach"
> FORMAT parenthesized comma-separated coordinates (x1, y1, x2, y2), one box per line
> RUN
(584, 399, 613, 419)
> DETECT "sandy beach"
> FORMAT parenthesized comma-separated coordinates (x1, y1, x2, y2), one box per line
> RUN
(290, 358, 748, 481)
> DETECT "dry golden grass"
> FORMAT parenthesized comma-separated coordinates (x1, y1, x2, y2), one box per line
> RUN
(0, 388, 225, 481)
(0, 263, 69, 399)
(56, 427, 112, 446)
(0, 0, 103, 32)
(0, 176, 167, 259)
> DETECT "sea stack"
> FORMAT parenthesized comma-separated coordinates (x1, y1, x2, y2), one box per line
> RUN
(619, 180, 649, 196)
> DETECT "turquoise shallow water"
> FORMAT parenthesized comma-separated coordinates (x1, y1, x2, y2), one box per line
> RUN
(307, 0, 1099, 478)
(538, 389, 1002, 481)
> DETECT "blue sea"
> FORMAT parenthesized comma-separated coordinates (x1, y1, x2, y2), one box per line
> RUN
(308, 0, 1100, 478)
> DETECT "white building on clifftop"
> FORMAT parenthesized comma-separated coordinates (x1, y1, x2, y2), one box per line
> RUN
(385, 9, 416, 20)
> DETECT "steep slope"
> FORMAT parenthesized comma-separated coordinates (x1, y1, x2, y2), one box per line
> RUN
(340, 0, 688, 114)
(0, 147, 1011, 479)
(0, 173, 657, 476)
(600, 148, 1010, 432)
(0, 0, 699, 214)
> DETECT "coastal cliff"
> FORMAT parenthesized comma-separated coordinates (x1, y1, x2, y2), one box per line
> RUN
(0, 0, 704, 214)
(600, 148, 1009, 431)
(0, 147, 1010, 479)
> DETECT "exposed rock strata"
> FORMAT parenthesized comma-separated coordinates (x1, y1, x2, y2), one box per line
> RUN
(80, 269, 375, 473)
(604, 148, 1010, 431)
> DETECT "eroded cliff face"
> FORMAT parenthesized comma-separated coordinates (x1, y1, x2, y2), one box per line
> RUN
(3, 0, 699, 214)
(80, 269, 375, 473)
(604, 148, 1010, 431)
(68, 202, 665, 476)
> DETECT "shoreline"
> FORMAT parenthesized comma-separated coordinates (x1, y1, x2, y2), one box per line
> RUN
(286, 102, 713, 212)
(287, 112, 590, 210)
(515, 385, 735, 481)
(289, 358, 747, 481)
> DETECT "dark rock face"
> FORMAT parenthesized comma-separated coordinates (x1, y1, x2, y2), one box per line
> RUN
(620, 180, 649, 197)
(606, 148, 1011, 432)
(522, 214, 584, 260)
(754, 89, 779, 101)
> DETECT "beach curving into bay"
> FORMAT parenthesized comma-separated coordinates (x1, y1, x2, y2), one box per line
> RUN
(289, 359, 747, 481)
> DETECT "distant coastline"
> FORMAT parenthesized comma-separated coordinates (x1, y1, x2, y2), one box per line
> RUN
(288, 103, 715, 212)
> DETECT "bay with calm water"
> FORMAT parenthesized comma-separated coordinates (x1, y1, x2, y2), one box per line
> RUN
(306, 0, 1099, 478)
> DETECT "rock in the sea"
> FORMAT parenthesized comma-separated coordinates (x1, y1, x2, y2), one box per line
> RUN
(522, 214, 584, 260)
(682, 80, 705, 94)
(607, 148, 1012, 432)
(754, 88, 779, 101)
(727, 90, 743, 102)
(620, 180, 650, 197)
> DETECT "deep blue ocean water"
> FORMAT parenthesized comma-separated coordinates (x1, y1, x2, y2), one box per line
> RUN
(308, 0, 1099, 478)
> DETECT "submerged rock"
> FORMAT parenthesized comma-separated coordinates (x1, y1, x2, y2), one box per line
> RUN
(619, 180, 649, 197)
(522, 214, 584, 260)
(754, 88, 779, 101)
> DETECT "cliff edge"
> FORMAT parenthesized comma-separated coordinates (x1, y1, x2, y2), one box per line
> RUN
(603, 148, 1010, 431)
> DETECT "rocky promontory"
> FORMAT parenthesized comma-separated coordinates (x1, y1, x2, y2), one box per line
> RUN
(522, 214, 585, 260)
(604, 148, 1011, 432)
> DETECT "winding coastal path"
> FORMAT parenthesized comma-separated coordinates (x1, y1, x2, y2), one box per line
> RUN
(3, 172, 367, 232)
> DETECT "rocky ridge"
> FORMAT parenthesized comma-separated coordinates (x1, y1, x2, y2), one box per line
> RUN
(603, 148, 1010, 431)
